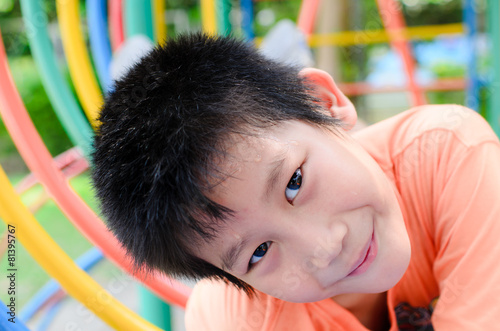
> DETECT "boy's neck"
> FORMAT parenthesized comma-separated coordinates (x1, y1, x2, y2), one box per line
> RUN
(332, 292, 390, 331)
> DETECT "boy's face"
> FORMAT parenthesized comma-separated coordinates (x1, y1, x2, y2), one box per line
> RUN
(196, 120, 411, 303)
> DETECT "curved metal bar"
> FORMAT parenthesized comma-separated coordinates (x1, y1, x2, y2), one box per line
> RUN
(87, 0, 113, 92)
(297, 0, 321, 37)
(201, 0, 217, 34)
(19, 248, 103, 322)
(1, 301, 30, 331)
(0, 164, 161, 330)
(124, 0, 154, 40)
(376, 0, 427, 106)
(153, 0, 167, 44)
(486, 0, 500, 136)
(19, 0, 93, 155)
(0, 29, 191, 309)
(241, 0, 255, 40)
(56, 0, 103, 126)
(109, 0, 125, 51)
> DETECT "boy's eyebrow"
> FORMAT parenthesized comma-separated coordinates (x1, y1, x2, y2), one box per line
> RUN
(221, 237, 249, 271)
(221, 149, 289, 271)
(264, 154, 287, 200)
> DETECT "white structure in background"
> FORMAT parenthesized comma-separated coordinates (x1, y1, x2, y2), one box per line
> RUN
(110, 35, 155, 82)
(259, 19, 315, 68)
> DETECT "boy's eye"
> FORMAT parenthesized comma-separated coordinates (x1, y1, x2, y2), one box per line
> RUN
(285, 168, 302, 203)
(249, 242, 271, 266)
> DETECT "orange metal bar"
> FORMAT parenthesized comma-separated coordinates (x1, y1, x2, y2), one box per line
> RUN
(376, 0, 427, 106)
(340, 78, 466, 97)
(297, 0, 321, 37)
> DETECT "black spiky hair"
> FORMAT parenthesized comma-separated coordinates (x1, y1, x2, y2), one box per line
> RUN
(91, 33, 339, 292)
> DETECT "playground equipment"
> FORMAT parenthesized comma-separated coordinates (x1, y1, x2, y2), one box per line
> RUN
(0, 0, 498, 330)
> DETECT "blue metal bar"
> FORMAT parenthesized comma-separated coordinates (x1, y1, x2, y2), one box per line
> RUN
(37, 301, 63, 331)
(87, 0, 113, 93)
(19, 248, 103, 323)
(464, 0, 479, 110)
(241, 0, 255, 41)
(486, 0, 500, 135)
(1, 302, 30, 331)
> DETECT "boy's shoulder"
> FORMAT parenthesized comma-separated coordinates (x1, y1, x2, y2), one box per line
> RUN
(396, 104, 495, 145)
(354, 105, 498, 168)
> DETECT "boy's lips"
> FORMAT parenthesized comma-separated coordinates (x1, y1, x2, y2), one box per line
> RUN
(347, 231, 376, 277)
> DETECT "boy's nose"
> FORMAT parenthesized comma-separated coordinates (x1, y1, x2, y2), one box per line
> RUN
(309, 224, 346, 268)
(287, 219, 347, 270)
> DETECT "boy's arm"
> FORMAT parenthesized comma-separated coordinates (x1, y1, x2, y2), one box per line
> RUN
(430, 111, 500, 329)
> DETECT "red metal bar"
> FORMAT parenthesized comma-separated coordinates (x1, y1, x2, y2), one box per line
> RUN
(109, 0, 125, 51)
(0, 30, 190, 309)
(340, 78, 466, 96)
(297, 0, 321, 37)
(376, 0, 427, 106)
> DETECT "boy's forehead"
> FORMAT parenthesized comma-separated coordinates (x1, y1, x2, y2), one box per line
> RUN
(207, 120, 335, 204)
(206, 127, 294, 200)
(223, 129, 294, 172)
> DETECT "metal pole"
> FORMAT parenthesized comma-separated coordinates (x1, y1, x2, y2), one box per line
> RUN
(487, 0, 500, 135)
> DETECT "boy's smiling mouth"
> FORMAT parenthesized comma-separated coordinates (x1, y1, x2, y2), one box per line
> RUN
(348, 231, 377, 277)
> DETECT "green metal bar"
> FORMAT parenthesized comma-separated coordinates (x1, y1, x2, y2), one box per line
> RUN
(124, 0, 154, 40)
(487, 0, 500, 136)
(19, 0, 93, 156)
(139, 285, 172, 330)
(217, 0, 232, 36)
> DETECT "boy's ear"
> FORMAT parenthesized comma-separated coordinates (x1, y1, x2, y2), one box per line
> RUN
(298, 68, 357, 130)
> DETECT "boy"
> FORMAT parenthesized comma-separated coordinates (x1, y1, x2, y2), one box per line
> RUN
(92, 33, 500, 330)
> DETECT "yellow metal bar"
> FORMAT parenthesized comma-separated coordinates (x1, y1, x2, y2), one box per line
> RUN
(256, 23, 463, 47)
(200, 0, 217, 35)
(0, 166, 161, 330)
(153, 0, 167, 44)
(56, 0, 103, 127)
(308, 23, 464, 47)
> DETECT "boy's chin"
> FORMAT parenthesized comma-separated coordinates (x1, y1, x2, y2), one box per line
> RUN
(370, 249, 411, 293)
(340, 251, 411, 297)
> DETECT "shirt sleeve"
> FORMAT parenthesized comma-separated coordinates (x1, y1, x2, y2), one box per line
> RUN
(185, 279, 237, 331)
(185, 279, 275, 331)
(430, 110, 500, 329)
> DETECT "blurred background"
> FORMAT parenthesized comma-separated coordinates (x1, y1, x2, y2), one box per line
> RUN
(0, 0, 497, 330)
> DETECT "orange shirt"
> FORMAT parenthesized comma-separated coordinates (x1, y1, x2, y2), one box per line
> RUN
(185, 105, 500, 330)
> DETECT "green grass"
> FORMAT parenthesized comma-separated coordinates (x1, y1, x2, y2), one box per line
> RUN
(0, 171, 101, 309)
